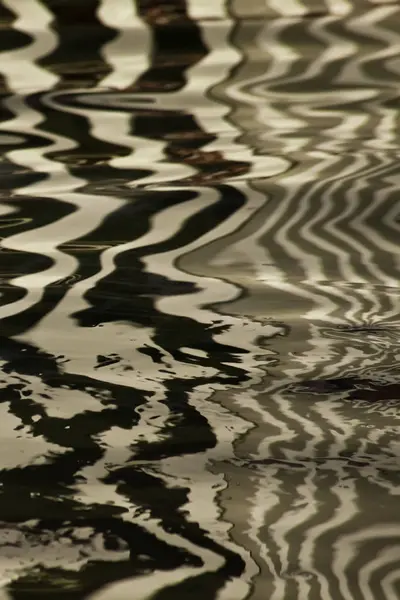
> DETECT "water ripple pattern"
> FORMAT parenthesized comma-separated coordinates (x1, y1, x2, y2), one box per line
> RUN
(0, 0, 398, 598)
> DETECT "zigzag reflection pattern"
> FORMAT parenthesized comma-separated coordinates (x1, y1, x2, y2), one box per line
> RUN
(0, 0, 398, 598)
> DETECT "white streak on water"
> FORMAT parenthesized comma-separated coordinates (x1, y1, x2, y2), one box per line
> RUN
(98, 0, 150, 89)
(1, 0, 58, 92)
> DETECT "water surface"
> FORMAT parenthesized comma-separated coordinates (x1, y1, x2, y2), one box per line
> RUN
(0, 0, 399, 598)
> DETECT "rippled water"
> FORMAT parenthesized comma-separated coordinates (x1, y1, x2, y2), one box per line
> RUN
(0, 0, 399, 598)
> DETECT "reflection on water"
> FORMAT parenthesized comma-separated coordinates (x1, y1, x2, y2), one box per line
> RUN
(0, 0, 399, 598)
